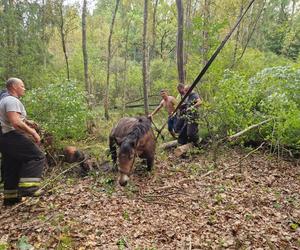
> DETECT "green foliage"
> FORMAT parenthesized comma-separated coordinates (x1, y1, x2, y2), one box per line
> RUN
(117, 237, 127, 250)
(16, 236, 33, 250)
(57, 234, 73, 250)
(206, 66, 300, 149)
(23, 81, 91, 140)
(0, 243, 8, 250)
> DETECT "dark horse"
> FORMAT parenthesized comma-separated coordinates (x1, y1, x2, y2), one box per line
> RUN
(109, 116, 156, 186)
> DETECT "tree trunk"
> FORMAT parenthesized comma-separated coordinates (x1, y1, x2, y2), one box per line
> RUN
(42, 0, 47, 69)
(58, 0, 70, 81)
(231, 2, 244, 68)
(176, 0, 185, 84)
(3, 0, 15, 78)
(184, 0, 192, 80)
(122, 20, 130, 113)
(202, 0, 210, 66)
(104, 0, 120, 120)
(238, 0, 266, 62)
(142, 0, 149, 115)
(82, 0, 90, 104)
(151, 0, 159, 59)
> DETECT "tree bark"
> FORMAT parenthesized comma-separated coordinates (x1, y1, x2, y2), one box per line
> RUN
(238, 0, 266, 62)
(122, 19, 131, 113)
(82, 0, 90, 99)
(151, 0, 159, 59)
(176, 0, 185, 84)
(42, 0, 47, 69)
(184, 0, 192, 80)
(142, 0, 149, 115)
(58, 0, 70, 81)
(202, 0, 210, 66)
(3, 0, 15, 78)
(231, 2, 244, 68)
(104, 0, 120, 120)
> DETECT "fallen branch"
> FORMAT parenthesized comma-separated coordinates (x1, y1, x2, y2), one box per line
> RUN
(154, 178, 193, 191)
(159, 140, 178, 150)
(174, 143, 194, 157)
(228, 118, 273, 141)
(142, 190, 189, 198)
(223, 142, 266, 170)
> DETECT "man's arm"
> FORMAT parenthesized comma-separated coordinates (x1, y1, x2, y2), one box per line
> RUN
(193, 97, 202, 108)
(148, 101, 163, 118)
(7, 111, 41, 143)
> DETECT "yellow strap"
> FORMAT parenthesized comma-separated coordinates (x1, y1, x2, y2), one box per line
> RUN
(19, 182, 41, 188)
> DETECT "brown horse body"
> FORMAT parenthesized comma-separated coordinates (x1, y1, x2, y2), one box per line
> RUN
(109, 116, 156, 186)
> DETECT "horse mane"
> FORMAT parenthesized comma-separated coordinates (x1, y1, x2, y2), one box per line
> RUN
(120, 116, 151, 152)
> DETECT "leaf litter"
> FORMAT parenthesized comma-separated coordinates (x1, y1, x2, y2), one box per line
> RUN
(0, 146, 299, 249)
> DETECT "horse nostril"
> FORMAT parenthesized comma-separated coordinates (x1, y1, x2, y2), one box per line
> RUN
(119, 180, 128, 186)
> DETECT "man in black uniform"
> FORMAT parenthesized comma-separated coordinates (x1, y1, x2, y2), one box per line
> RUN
(0, 78, 45, 206)
(177, 85, 202, 145)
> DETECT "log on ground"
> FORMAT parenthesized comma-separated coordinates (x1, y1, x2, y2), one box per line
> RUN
(159, 140, 178, 150)
(174, 143, 194, 157)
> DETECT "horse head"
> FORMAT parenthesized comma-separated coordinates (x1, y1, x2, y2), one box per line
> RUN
(118, 139, 136, 186)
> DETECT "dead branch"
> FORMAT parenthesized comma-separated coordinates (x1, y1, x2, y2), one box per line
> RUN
(159, 140, 178, 150)
(228, 118, 273, 141)
(174, 143, 194, 157)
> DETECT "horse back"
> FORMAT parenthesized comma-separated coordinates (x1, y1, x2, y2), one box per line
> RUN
(110, 117, 139, 145)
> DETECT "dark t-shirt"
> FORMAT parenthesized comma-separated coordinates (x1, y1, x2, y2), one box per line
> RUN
(185, 92, 200, 107)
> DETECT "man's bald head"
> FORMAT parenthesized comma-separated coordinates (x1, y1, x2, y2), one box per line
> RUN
(6, 78, 23, 90)
(6, 78, 25, 97)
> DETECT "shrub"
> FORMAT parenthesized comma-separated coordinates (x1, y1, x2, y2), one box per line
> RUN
(23, 81, 91, 140)
(206, 66, 300, 150)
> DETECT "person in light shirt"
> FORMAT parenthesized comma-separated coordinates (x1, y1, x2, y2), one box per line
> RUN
(0, 78, 45, 206)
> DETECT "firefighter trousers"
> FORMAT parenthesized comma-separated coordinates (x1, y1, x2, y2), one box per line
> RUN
(0, 130, 45, 204)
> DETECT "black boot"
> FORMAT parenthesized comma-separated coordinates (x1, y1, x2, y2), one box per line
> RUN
(3, 197, 22, 206)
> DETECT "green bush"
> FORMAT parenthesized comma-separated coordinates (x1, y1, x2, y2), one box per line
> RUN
(206, 66, 300, 149)
(23, 81, 91, 140)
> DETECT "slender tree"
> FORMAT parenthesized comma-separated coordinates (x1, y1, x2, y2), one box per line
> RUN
(231, 1, 244, 68)
(151, 0, 159, 59)
(185, 0, 192, 76)
(82, 0, 90, 99)
(202, 0, 211, 66)
(104, 0, 120, 120)
(176, 0, 185, 84)
(58, 0, 70, 81)
(142, 0, 149, 115)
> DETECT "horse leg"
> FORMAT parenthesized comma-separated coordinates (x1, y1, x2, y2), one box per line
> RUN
(146, 153, 154, 171)
(109, 136, 117, 171)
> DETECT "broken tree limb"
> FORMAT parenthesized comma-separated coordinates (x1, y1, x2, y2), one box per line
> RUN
(159, 140, 178, 150)
(228, 118, 273, 141)
(174, 143, 193, 157)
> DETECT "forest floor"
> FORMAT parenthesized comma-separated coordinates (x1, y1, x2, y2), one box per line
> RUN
(0, 145, 299, 249)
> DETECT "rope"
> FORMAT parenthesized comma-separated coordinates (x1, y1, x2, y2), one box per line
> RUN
(156, 0, 257, 140)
